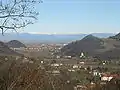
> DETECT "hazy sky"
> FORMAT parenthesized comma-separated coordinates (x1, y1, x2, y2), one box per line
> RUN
(23, 0, 120, 34)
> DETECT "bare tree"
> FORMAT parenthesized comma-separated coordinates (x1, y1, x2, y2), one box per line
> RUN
(0, 0, 42, 35)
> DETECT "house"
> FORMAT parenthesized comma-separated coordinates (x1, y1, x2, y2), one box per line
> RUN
(29, 61, 34, 64)
(93, 70, 101, 76)
(5, 58, 8, 61)
(41, 61, 44, 64)
(68, 69, 75, 72)
(74, 86, 77, 90)
(80, 52, 85, 58)
(22, 59, 29, 63)
(60, 63, 63, 66)
(101, 73, 119, 81)
(56, 55, 60, 59)
(64, 56, 72, 59)
(102, 62, 106, 65)
(79, 62, 85, 65)
(52, 70, 60, 75)
(101, 75, 113, 81)
(52, 70, 60, 74)
(73, 65, 79, 69)
(51, 63, 59, 67)
(74, 84, 87, 90)
(15, 56, 20, 60)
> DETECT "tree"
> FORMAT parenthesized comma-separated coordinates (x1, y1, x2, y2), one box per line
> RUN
(51, 60, 56, 64)
(0, 0, 42, 35)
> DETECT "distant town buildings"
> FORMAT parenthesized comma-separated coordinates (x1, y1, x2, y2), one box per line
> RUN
(73, 65, 79, 69)
(64, 56, 72, 59)
(41, 61, 44, 64)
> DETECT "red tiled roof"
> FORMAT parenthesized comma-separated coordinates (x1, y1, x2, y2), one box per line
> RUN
(102, 73, 120, 78)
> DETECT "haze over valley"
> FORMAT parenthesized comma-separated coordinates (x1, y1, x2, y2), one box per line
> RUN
(0, 33, 115, 43)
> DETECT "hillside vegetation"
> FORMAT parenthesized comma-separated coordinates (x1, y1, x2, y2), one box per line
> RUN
(109, 33, 120, 40)
(61, 33, 120, 60)
(6, 40, 26, 48)
(0, 41, 21, 56)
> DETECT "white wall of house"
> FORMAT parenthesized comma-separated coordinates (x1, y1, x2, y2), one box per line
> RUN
(51, 64, 59, 67)
(101, 76, 113, 81)
(73, 65, 79, 69)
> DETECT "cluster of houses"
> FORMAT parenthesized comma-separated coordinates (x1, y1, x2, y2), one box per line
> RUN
(24, 44, 62, 52)
(101, 73, 120, 82)
(2, 55, 120, 90)
(56, 52, 86, 59)
(48, 61, 120, 83)
(10, 43, 62, 53)
(6, 55, 119, 84)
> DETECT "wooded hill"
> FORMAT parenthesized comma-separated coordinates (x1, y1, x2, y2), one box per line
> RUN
(61, 33, 120, 60)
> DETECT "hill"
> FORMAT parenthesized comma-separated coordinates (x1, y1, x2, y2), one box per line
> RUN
(0, 41, 22, 56)
(61, 35, 104, 57)
(61, 34, 120, 60)
(6, 40, 26, 48)
(109, 33, 120, 40)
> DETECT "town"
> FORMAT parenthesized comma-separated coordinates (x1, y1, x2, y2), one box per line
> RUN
(0, 0, 119, 90)
(3, 41, 120, 90)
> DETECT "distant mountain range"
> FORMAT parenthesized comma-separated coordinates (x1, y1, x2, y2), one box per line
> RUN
(0, 33, 115, 43)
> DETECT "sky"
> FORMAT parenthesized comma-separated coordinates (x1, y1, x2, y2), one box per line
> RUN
(23, 0, 120, 34)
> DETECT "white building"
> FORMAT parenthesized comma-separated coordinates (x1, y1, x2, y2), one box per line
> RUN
(93, 70, 101, 76)
(80, 52, 85, 58)
(101, 76, 113, 81)
(56, 56, 60, 59)
(29, 61, 34, 64)
(68, 69, 75, 72)
(41, 61, 44, 64)
(52, 70, 60, 75)
(73, 65, 79, 69)
(79, 62, 85, 65)
(65, 56, 72, 59)
(51, 64, 59, 67)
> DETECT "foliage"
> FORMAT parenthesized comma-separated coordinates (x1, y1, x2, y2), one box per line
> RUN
(0, 0, 42, 35)
(0, 56, 74, 90)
